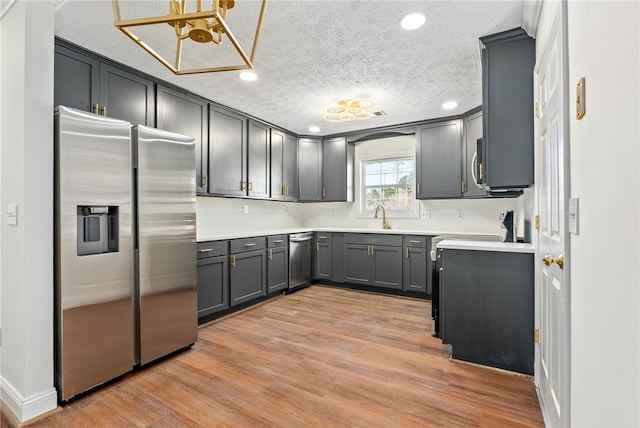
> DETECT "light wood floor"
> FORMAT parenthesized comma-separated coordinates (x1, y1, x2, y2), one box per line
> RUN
(25, 285, 543, 427)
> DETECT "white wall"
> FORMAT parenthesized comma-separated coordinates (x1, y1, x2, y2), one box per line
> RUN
(0, 1, 57, 422)
(196, 196, 305, 239)
(567, 2, 640, 426)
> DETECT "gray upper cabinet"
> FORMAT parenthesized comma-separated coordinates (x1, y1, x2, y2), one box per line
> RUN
(271, 129, 297, 201)
(247, 120, 271, 199)
(480, 28, 535, 190)
(156, 85, 208, 194)
(462, 111, 488, 198)
(322, 136, 349, 201)
(416, 120, 463, 199)
(54, 42, 154, 127)
(99, 64, 155, 127)
(209, 107, 247, 197)
(298, 138, 323, 201)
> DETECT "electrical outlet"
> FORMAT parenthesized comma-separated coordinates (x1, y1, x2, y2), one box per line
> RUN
(241, 205, 249, 214)
(457, 210, 464, 220)
(422, 209, 431, 220)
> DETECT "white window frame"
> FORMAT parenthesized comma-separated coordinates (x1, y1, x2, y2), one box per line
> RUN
(357, 151, 419, 219)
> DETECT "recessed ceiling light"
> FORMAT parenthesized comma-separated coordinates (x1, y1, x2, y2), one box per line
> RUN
(239, 71, 257, 82)
(442, 101, 458, 110)
(309, 126, 320, 133)
(401, 13, 426, 30)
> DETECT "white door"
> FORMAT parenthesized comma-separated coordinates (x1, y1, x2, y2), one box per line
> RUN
(534, 1, 570, 427)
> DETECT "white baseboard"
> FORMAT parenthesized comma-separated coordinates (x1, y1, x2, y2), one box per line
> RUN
(1, 376, 57, 423)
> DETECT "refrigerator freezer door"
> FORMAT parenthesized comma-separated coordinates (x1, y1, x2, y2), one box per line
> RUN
(134, 125, 197, 365)
(55, 106, 134, 401)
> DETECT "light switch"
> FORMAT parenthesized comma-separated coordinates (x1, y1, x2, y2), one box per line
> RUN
(568, 197, 579, 234)
(6, 203, 18, 225)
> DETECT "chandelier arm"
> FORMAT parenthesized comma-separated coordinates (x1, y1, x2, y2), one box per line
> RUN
(249, 0, 268, 63)
(215, 15, 252, 67)
(175, 37, 183, 70)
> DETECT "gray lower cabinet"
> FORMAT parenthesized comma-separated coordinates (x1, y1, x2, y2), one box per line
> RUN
(229, 237, 267, 306)
(267, 235, 288, 293)
(441, 248, 534, 374)
(196, 241, 229, 318)
(314, 233, 332, 280)
(156, 85, 208, 194)
(416, 120, 463, 199)
(402, 235, 429, 293)
(343, 234, 403, 289)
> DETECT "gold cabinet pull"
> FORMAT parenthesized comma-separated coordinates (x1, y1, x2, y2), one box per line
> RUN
(479, 163, 483, 180)
(322, 188, 326, 198)
(462, 181, 466, 193)
(241, 181, 247, 191)
(417, 183, 421, 194)
(249, 181, 253, 191)
(231, 255, 236, 268)
(244, 243, 257, 247)
(199, 248, 213, 253)
(406, 247, 409, 258)
(93, 104, 99, 115)
(285, 185, 289, 196)
(101, 106, 107, 116)
(202, 176, 208, 189)
(274, 239, 284, 244)
(409, 240, 421, 244)
(371, 246, 375, 256)
(318, 236, 328, 240)
(268, 249, 273, 260)
(316, 242, 320, 252)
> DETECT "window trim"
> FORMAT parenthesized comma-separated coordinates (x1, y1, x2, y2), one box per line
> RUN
(356, 151, 419, 219)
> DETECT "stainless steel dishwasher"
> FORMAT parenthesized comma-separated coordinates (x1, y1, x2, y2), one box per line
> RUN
(288, 232, 313, 293)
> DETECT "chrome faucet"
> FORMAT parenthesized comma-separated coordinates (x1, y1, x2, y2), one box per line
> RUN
(374, 204, 391, 229)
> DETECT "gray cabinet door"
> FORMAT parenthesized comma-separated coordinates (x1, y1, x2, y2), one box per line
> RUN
(267, 246, 288, 293)
(230, 249, 266, 306)
(343, 244, 371, 285)
(247, 120, 270, 199)
(481, 29, 535, 190)
(54, 45, 99, 112)
(156, 85, 208, 194)
(99, 63, 155, 127)
(416, 120, 462, 199)
(283, 133, 298, 201)
(209, 107, 247, 197)
(270, 129, 297, 201)
(462, 111, 488, 198)
(322, 136, 347, 201)
(402, 246, 427, 292)
(315, 240, 332, 280)
(298, 138, 322, 201)
(197, 255, 229, 318)
(371, 246, 403, 289)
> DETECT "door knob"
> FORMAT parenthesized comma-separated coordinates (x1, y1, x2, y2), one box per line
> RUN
(542, 254, 564, 269)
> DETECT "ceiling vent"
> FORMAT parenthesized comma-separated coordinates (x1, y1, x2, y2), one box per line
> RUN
(373, 110, 386, 116)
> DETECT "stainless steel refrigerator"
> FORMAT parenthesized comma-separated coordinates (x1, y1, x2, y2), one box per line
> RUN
(54, 106, 197, 401)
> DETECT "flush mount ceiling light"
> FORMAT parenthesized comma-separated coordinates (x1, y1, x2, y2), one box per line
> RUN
(239, 71, 257, 81)
(308, 126, 320, 133)
(401, 13, 426, 30)
(112, 0, 268, 75)
(324, 99, 377, 122)
(442, 101, 458, 110)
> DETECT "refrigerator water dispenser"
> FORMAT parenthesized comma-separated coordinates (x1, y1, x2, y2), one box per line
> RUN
(77, 205, 119, 255)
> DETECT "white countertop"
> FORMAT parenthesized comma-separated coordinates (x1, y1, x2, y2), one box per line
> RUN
(436, 240, 535, 253)
(197, 228, 503, 242)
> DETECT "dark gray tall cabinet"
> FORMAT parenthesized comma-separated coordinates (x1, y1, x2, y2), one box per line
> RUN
(416, 120, 462, 199)
(196, 241, 229, 318)
(156, 85, 208, 194)
(54, 43, 154, 127)
(209, 107, 247, 197)
(271, 129, 297, 201)
(480, 28, 535, 190)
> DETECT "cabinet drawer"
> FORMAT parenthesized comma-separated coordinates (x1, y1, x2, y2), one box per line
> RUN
(267, 235, 288, 248)
(316, 233, 332, 242)
(344, 233, 402, 247)
(403, 235, 427, 248)
(230, 237, 266, 254)
(197, 241, 228, 258)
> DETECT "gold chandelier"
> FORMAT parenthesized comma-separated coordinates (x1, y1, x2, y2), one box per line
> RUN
(112, 0, 268, 75)
(325, 99, 377, 122)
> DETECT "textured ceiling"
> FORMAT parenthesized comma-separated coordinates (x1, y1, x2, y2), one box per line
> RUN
(54, 0, 525, 136)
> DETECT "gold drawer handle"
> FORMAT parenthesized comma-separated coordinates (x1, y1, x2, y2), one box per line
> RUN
(274, 239, 284, 244)
(244, 243, 257, 247)
(199, 248, 213, 253)
(409, 240, 421, 244)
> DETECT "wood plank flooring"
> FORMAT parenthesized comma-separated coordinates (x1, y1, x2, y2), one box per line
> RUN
(26, 285, 543, 427)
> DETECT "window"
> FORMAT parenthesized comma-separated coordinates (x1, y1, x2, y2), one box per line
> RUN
(360, 156, 417, 218)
